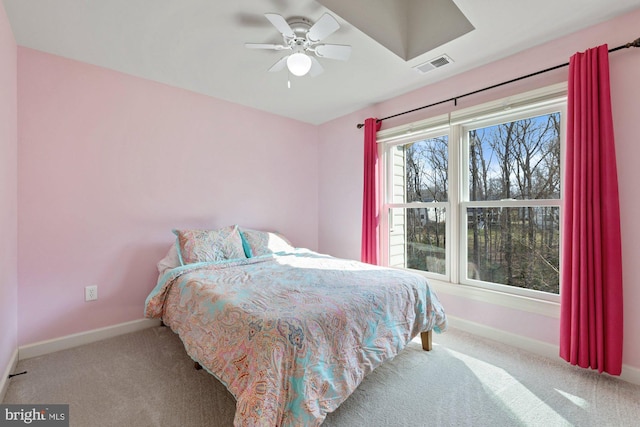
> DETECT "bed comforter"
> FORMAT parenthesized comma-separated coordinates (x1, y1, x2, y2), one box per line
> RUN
(145, 249, 447, 426)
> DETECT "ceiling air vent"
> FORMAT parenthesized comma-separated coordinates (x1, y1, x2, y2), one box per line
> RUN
(413, 54, 454, 74)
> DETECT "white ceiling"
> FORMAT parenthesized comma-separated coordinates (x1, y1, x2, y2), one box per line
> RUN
(3, 0, 640, 125)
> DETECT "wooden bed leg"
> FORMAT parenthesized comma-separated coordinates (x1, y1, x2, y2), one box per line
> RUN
(194, 362, 203, 370)
(420, 330, 432, 351)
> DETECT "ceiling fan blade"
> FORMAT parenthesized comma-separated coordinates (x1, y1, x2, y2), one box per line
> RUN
(307, 13, 340, 42)
(268, 56, 289, 72)
(245, 43, 289, 50)
(264, 13, 295, 38)
(309, 57, 324, 77)
(315, 44, 352, 61)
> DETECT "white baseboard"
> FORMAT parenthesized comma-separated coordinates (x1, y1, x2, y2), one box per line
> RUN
(0, 348, 19, 403)
(13, 316, 640, 387)
(18, 318, 162, 361)
(620, 363, 640, 386)
(446, 315, 640, 386)
(445, 315, 560, 359)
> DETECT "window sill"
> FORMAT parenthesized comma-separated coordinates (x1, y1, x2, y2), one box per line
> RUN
(425, 277, 560, 318)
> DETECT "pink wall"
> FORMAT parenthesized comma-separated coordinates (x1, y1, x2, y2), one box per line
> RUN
(17, 48, 319, 345)
(0, 2, 18, 382)
(318, 9, 640, 371)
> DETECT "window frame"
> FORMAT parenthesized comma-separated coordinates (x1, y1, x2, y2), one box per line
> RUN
(378, 83, 567, 304)
(384, 125, 451, 280)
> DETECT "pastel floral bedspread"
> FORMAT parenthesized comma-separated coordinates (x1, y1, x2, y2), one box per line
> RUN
(145, 249, 447, 426)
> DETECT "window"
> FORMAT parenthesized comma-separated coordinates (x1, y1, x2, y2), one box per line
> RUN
(379, 84, 566, 301)
(387, 131, 450, 276)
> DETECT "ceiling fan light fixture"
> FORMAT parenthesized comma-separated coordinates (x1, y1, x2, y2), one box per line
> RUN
(246, 12, 348, 78)
(287, 52, 312, 76)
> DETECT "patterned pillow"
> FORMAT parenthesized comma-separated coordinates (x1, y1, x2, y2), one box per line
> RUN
(239, 228, 294, 257)
(173, 225, 246, 265)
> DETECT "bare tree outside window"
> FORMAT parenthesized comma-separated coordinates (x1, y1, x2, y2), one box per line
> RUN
(393, 136, 448, 274)
(467, 113, 561, 293)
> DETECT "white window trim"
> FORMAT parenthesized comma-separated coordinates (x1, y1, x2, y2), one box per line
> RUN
(381, 125, 452, 281)
(379, 82, 567, 307)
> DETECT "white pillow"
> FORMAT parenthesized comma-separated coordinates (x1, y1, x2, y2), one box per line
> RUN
(157, 243, 180, 276)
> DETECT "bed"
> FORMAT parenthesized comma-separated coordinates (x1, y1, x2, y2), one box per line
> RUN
(145, 225, 447, 426)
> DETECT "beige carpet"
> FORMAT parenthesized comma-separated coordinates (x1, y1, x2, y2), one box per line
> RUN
(4, 326, 639, 426)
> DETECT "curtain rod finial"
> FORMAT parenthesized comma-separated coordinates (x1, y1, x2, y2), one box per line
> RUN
(629, 37, 640, 48)
(357, 123, 364, 129)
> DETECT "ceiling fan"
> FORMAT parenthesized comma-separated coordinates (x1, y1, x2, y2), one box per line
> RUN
(245, 12, 352, 77)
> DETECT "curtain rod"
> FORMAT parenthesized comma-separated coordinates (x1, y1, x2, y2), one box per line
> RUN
(356, 37, 640, 129)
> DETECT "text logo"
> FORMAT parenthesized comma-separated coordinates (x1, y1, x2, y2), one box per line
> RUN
(0, 405, 68, 427)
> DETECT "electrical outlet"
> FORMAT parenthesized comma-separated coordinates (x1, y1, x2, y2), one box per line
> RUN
(85, 285, 98, 302)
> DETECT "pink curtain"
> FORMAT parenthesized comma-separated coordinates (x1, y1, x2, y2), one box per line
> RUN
(361, 118, 382, 264)
(560, 45, 623, 375)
